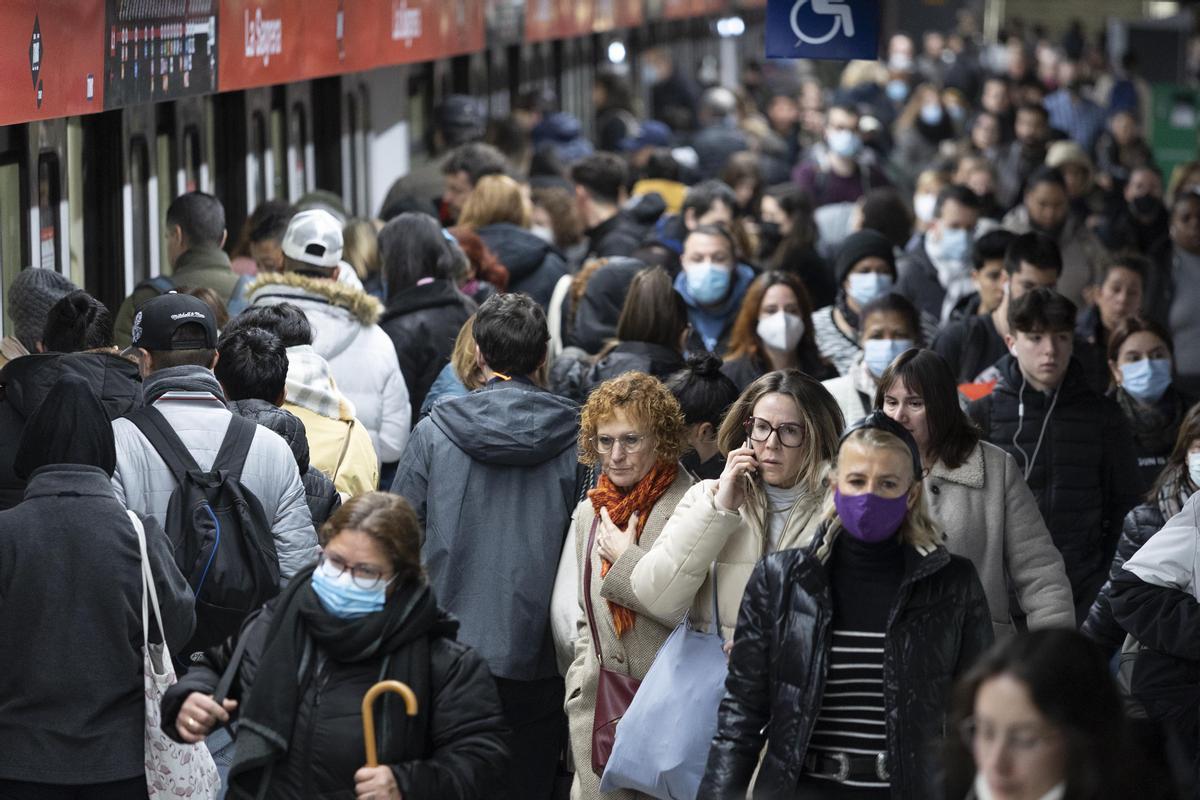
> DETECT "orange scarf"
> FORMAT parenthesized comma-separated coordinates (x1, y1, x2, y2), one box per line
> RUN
(588, 461, 678, 637)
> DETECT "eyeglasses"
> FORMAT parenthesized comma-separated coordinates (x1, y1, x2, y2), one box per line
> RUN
(594, 433, 650, 455)
(958, 716, 1060, 755)
(743, 417, 805, 448)
(317, 553, 394, 590)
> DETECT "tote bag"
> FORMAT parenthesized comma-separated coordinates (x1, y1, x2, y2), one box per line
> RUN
(131, 510, 221, 799)
(600, 565, 728, 799)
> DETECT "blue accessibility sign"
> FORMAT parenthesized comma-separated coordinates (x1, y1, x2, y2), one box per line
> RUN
(765, 0, 880, 61)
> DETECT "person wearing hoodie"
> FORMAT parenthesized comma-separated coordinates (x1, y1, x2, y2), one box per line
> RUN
(378, 213, 479, 416)
(215, 326, 342, 526)
(0, 291, 142, 510)
(675, 225, 755, 358)
(0, 374, 193, 798)
(222, 304, 380, 498)
(246, 209, 411, 467)
(0, 266, 76, 366)
(458, 175, 569, 309)
(967, 289, 1139, 624)
(111, 293, 317, 585)
(161, 492, 509, 800)
(392, 293, 580, 800)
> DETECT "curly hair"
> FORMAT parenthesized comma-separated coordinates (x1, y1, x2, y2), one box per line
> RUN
(578, 371, 688, 468)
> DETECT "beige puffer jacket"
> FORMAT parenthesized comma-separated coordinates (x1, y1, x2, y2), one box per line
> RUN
(630, 477, 827, 641)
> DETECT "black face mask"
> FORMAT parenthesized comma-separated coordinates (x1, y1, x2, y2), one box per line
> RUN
(1131, 194, 1164, 219)
(758, 222, 783, 259)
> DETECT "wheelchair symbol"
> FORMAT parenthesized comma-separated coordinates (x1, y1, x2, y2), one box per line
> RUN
(789, 0, 855, 46)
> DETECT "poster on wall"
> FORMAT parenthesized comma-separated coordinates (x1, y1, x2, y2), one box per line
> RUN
(104, 0, 218, 107)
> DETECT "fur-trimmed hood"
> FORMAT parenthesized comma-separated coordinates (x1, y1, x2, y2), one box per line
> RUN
(247, 271, 384, 363)
(246, 271, 382, 326)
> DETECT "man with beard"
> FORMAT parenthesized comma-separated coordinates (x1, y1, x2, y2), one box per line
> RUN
(1002, 167, 1111, 309)
(996, 104, 1051, 209)
(1099, 166, 1170, 253)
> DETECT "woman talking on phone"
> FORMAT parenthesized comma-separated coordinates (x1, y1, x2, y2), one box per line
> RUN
(630, 369, 845, 643)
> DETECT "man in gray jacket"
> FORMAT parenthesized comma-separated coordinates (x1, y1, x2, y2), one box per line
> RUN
(392, 293, 580, 800)
(111, 293, 318, 583)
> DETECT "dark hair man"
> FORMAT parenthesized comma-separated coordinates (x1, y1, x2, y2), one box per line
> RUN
(392, 292, 580, 800)
(967, 288, 1138, 624)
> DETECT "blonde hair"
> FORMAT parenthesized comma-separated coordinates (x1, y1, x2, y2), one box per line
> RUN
(450, 314, 485, 390)
(342, 218, 381, 281)
(819, 427, 940, 557)
(716, 370, 844, 535)
(457, 174, 531, 229)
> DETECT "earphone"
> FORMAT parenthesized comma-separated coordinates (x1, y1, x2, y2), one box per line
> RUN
(1011, 372, 1059, 481)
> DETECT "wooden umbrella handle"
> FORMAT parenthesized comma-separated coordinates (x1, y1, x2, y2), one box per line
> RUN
(362, 680, 419, 768)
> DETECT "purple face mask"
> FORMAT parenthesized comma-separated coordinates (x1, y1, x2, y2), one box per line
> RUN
(834, 488, 909, 543)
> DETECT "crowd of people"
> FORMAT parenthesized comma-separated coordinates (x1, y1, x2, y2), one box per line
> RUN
(1, 15, 1199, 800)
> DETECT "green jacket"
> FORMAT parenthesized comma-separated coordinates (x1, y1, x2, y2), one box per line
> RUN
(114, 246, 241, 347)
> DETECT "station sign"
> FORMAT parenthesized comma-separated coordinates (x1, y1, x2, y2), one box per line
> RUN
(765, 0, 879, 60)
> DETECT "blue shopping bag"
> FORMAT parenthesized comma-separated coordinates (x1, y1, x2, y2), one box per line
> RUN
(599, 566, 728, 799)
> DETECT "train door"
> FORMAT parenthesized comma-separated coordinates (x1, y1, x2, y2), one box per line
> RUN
(123, 105, 160, 290)
(284, 82, 316, 203)
(27, 119, 71, 281)
(0, 126, 28, 337)
(341, 76, 370, 218)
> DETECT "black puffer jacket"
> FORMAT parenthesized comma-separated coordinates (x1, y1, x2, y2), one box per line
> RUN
(967, 355, 1140, 622)
(379, 280, 477, 417)
(476, 223, 568, 310)
(0, 352, 142, 510)
(229, 399, 341, 527)
(567, 258, 645, 354)
(1083, 501, 1168, 652)
(163, 583, 508, 799)
(584, 210, 650, 261)
(699, 525, 993, 800)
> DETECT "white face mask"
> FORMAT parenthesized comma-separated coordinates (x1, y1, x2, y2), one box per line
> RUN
(1189, 452, 1200, 488)
(913, 192, 938, 224)
(757, 310, 805, 352)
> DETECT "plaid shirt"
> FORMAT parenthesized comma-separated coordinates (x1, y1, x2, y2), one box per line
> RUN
(284, 344, 356, 422)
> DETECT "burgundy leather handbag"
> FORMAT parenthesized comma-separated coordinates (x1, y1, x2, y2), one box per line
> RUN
(583, 516, 641, 776)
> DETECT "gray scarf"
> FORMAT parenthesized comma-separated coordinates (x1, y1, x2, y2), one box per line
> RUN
(142, 365, 226, 406)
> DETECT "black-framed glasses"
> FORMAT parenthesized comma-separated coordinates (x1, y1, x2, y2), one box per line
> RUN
(594, 433, 650, 455)
(743, 417, 805, 448)
(317, 553, 393, 590)
(957, 716, 1059, 754)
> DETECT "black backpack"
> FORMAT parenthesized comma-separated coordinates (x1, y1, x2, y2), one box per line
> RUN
(126, 407, 280, 654)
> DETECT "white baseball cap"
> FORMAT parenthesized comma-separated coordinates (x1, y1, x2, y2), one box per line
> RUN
(281, 209, 344, 269)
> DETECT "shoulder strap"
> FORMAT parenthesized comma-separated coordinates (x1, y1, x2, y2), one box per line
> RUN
(331, 419, 356, 485)
(126, 406, 202, 484)
(136, 274, 176, 295)
(583, 516, 605, 663)
(211, 414, 258, 481)
(710, 561, 720, 636)
(213, 629, 253, 706)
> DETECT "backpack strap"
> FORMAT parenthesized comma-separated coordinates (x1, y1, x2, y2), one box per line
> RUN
(125, 406, 202, 485)
(211, 414, 258, 482)
(135, 274, 176, 296)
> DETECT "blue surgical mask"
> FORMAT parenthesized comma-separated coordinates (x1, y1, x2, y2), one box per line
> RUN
(1120, 358, 1172, 404)
(863, 338, 914, 378)
(311, 559, 393, 619)
(827, 128, 862, 159)
(886, 79, 909, 103)
(685, 262, 733, 305)
(847, 272, 894, 306)
(919, 103, 944, 126)
(934, 227, 971, 264)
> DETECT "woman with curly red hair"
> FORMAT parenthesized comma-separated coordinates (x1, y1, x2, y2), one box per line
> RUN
(564, 371, 694, 800)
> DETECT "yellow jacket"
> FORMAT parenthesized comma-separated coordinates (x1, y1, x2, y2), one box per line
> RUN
(286, 403, 379, 499)
(632, 179, 687, 215)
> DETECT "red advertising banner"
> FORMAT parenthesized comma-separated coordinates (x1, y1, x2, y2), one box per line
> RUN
(613, 0, 644, 29)
(525, 0, 592, 42)
(0, 1, 105, 125)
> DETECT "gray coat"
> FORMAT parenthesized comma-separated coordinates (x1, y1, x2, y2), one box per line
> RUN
(564, 470, 693, 800)
(0, 465, 194, 784)
(392, 379, 580, 681)
(111, 369, 318, 582)
(926, 441, 1075, 640)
